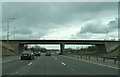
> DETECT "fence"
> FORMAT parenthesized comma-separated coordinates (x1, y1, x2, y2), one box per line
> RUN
(65, 54, 119, 64)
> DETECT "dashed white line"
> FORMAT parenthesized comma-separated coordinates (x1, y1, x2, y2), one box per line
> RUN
(61, 62, 66, 65)
(28, 62, 32, 66)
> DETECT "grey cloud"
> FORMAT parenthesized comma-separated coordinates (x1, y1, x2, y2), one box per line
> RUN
(108, 18, 118, 29)
(2, 2, 118, 40)
(80, 22, 108, 34)
(70, 18, 118, 40)
(2, 2, 117, 27)
(11, 28, 32, 34)
(80, 18, 118, 34)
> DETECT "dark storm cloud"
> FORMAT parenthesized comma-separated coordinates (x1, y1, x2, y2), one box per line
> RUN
(2, 2, 118, 39)
(2, 2, 117, 26)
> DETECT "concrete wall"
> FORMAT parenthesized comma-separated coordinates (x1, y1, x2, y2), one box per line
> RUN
(60, 43, 64, 54)
(95, 44, 107, 53)
(105, 42, 118, 53)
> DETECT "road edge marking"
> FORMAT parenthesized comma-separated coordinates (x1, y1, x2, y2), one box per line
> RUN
(63, 56, 119, 69)
(2, 58, 19, 63)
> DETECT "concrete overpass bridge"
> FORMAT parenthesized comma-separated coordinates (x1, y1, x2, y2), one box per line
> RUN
(2, 40, 119, 54)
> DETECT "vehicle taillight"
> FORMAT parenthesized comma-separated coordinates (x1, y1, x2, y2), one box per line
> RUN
(28, 54, 31, 56)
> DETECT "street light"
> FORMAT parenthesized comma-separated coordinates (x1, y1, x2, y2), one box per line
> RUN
(6, 18, 15, 56)
(106, 31, 108, 40)
(13, 26, 16, 40)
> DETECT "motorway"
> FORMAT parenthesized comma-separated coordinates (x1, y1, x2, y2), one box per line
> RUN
(2, 53, 118, 75)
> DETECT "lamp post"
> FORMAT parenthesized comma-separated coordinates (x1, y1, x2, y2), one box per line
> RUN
(6, 18, 15, 56)
(106, 31, 108, 40)
(13, 26, 16, 40)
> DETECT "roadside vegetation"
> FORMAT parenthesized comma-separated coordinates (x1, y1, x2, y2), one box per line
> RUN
(25, 45, 47, 53)
(2, 47, 15, 56)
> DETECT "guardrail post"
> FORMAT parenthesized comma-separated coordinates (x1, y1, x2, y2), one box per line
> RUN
(86, 56, 87, 59)
(88, 56, 90, 60)
(114, 59, 116, 64)
(97, 57, 98, 61)
(103, 57, 105, 62)
(81, 55, 82, 58)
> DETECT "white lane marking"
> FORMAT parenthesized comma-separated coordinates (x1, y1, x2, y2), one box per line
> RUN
(71, 69, 74, 71)
(16, 72, 18, 73)
(64, 56, 118, 70)
(28, 62, 32, 66)
(38, 58, 39, 59)
(55, 58, 57, 60)
(61, 62, 66, 65)
(53, 56, 55, 57)
(2, 58, 19, 63)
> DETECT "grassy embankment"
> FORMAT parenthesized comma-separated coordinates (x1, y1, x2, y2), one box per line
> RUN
(2, 47, 17, 57)
(78, 47, 119, 56)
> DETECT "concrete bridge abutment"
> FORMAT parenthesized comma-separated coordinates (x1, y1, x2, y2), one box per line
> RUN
(60, 43, 64, 54)
(95, 44, 107, 54)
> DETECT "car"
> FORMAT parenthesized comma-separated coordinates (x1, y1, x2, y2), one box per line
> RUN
(34, 52, 37, 56)
(20, 51, 34, 60)
(38, 52, 41, 56)
(46, 52, 51, 56)
(34, 52, 41, 56)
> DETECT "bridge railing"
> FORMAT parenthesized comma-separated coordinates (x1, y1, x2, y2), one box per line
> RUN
(2, 37, 119, 41)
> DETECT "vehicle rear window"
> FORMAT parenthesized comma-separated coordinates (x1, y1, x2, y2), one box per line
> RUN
(22, 51, 31, 54)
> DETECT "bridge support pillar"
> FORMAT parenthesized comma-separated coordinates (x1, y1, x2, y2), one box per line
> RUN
(24, 44, 28, 51)
(60, 43, 64, 55)
(18, 44, 24, 54)
(95, 44, 107, 53)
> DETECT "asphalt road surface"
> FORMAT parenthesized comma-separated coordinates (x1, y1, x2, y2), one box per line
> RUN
(2, 53, 118, 75)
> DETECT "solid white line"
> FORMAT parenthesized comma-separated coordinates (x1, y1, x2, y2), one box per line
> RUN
(71, 69, 74, 71)
(28, 62, 32, 66)
(2, 58, 19, 63)
(61, 62, 66, 65)
(63, 56, 118, 70)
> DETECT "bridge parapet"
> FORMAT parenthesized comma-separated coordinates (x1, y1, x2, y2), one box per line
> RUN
(2, 40, 119, 54)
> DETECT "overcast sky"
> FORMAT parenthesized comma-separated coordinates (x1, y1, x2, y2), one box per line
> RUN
(2, 2, 118, 40)
(2, 2, 118, 49)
